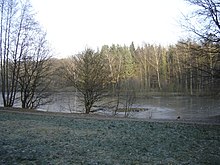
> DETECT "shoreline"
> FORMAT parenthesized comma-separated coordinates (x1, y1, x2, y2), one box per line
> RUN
(0, 107, 219, 125)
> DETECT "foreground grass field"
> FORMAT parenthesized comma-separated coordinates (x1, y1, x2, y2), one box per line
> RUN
(0, 110, 219, 164)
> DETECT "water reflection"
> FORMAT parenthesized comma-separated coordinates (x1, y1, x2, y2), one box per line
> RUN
(135, 96, 220, 119)
(40, 92, 220, 120)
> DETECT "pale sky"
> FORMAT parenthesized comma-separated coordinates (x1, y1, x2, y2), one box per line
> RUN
(31, 0, 190, 58)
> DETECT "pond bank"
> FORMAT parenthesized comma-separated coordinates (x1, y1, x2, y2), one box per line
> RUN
(0, 107, 220, 125)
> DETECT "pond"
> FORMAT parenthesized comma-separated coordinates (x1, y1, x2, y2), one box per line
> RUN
(39, 92, 220, 120)
(130, 96, 220, 120)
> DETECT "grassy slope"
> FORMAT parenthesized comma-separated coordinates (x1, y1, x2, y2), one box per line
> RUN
(0, 110, 219, 164)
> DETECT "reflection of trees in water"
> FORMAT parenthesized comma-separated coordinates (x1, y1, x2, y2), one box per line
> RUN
(40, 93, 220, 119)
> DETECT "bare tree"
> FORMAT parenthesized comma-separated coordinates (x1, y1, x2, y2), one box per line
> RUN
(18, 32, 51, 109)
(0, 0, 52, 108)
(65, 49, 110, 114)
(183, 0, 220, 43)
(123, 78, 136, 117)
(0, 0, 39, 107)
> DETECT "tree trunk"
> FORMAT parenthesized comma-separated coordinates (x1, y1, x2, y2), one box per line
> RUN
(156, 67, 161, 90)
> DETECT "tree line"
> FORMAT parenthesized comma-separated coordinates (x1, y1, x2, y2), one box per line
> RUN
(99, 41, 219, 95)
(61, 40, 219, 95)
(58, 40, 219, 113)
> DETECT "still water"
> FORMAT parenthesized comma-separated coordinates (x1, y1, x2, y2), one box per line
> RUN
(132, 96, 220, 119)
(40, 92, 220, 120)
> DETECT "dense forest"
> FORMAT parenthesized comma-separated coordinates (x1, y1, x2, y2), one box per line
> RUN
(52, 40, 219, 96)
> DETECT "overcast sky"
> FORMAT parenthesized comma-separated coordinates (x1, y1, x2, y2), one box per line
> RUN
(31, 0, 190, 58)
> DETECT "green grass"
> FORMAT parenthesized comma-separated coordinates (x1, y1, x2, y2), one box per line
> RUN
(0, 111, 219, 164)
